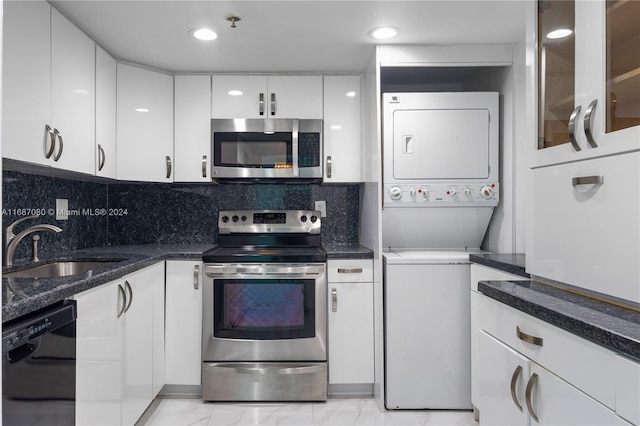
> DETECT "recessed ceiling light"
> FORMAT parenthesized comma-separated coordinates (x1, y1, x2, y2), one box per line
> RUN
(135, 108, 149, 113)
(546, 28, 573, 39)
(228, 90, 243, 96)
(368, 26, 400, 40)
(346, 91, 356, 98)
(189, 28, 218, 41)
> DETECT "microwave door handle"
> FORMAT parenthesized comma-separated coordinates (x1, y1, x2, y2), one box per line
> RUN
(292, 119, 299, 177)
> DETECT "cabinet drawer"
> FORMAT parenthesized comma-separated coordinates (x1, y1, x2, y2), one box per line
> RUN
(615, 354, 640, 425)
(470, 264, 526, 292)
(528, 152, 640, 305)
(478, 295, 616, 409)
(327, 259, 373, 282)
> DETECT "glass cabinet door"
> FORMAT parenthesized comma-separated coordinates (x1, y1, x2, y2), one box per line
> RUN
(605, 0, 640, 134)
(537, 0, 575, 150)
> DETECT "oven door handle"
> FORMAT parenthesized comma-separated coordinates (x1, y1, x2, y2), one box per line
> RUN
(205, 264, 325, 276)
(208, 363, 326, 375)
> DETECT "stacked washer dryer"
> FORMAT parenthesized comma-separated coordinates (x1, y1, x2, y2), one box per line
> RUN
(382, 92, 499, 409)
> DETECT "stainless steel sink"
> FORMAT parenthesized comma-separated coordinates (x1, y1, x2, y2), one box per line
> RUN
(3, 260, 122, 278)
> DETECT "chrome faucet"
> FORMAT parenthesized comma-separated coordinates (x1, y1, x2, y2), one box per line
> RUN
(5, 215, 63, 266)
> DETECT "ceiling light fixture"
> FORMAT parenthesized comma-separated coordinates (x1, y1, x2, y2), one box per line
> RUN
(189, 28, 218, 41)
(228, 90, 243, 96)
(346, 91, 356, 98)
(546, 28, 573, 39)
(368, 26, 400, 40)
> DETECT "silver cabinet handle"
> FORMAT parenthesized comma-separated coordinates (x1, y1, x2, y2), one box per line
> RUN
(337, 268, 363, 274)
(525, 373, 539, 423)
(124, 280, 133, 313)
(117, 284, 126, 318)
(326, 156, 332, 179)
(44, 125, 56, 159)
(572, 175, 604, 186)
(292, 119, 299, 177)
(510, 365, 524, 412)
(259, 93, 265, 116)
(332, 288, 337, 312)
(166, 155, 172, 179)
(516, 326, 543, 346)
(194, 264, 200, 290)
(584, 99, 598, 148)
(53, 129, 64, 161)
(202, 155, 207, 178)
(270, 93, 277, 116)
(568, 105, 582, 151)
(97, 144, 106, 171)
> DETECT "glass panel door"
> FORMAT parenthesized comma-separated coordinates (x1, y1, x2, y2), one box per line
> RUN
(538, 0, 576, 149)
(606, 0, 640, 133)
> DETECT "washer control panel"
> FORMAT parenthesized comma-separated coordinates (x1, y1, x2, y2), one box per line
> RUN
(384, 183, 499, 206)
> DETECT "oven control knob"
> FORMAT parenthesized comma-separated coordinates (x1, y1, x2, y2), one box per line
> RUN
(232, 215, 239, 222)
(389, 186, 402, 201)
(300, 215, 308, 222)
(310, 215, 318, 223)
(241, 215, 247, 222)
(221, 215, 229, 223)
(481, 186, 494, 199)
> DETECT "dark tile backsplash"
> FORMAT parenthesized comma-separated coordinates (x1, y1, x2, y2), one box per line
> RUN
(2, 170, 361, 263)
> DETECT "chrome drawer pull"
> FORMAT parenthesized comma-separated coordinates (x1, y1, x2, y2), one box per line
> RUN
(124, 280, 133, 313)
(568, 105, 582, 151)
(117, 284, 126, 318)
(166, 156, 172, 179)
(516, 326, 543, 346)
(53, 129, 64, 161)
(332, 288, 337, 312)
(193, 264, 200, 290)
(44, 124, 56, 159)
(583, 99, 598, 148)
(270, 93, 277, 116)
(572, 175, 604, 186)
(259, 93, 265, 116)
(97, 144, 106, 171)
(337, 268, 363, 274)
(525, 373, 539, 423)
(326, 156, 332, 179)
(510, 365, 523, 412)
(202, 155, 207, 178)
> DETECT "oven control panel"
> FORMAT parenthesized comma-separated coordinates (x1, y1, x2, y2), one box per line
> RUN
(383, 183, 499, 207)
(218, 210, 321, 234)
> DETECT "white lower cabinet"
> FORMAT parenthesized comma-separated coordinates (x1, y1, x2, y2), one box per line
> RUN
(327, 259, 374, 384)
(476, 295, 633, 425)
(75, 262, 165, 426)
(165, 260, 203, 386)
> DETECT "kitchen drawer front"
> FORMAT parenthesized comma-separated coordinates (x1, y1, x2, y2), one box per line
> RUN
(470, 264, 526, 292)
(615, 354, 640, 425)
(327, 259, 373, 283)
(528, 152, 640, 305)
(478, 295, 616, 409)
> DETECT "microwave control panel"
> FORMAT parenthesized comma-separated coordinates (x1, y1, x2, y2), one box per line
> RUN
(298, 133, 321, 167)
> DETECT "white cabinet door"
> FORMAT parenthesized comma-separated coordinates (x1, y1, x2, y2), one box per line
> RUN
(323, 75, 362, 182)
(211, 75, 322, 118)
(117, 64, 174, 182)
(2, 0, 52, 167)
(174, 75, 212, 182)
(327, 281, 374, 384)
(267, 75, 323, 119)
(50, 8, 95, 174)
(95, 46, 117, 178)
(528, 152, 640, 305)
(165, 261, 203, 386)
(75, 281, 124, 426)
(477, 330, 529, 426)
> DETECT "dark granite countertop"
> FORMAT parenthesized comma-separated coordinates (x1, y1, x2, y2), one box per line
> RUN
(323, 243, 374, 260)
(3, 242, 373, 322)
(470, 253, 528, 277)
(2, 244, 214, 323)
(478, 280, 640, 360)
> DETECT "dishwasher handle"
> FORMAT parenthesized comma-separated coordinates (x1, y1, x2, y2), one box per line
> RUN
(6, 340, 40, 364)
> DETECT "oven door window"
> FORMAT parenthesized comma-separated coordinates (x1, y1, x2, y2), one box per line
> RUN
(213, 279, 315, 340)
(214, 132, 293, 169)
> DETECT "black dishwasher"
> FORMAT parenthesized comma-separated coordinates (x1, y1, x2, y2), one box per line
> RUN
(2, 300, 77, 425)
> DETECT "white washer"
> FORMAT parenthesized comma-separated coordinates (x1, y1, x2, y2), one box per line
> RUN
(383, 249, 481, 410)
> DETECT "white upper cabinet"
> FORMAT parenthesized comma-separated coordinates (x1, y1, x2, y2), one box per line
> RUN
(117, 64, 174, 182)
(211, 75, 322, 119)
(533, 0, 640, 167)
(323, 75, 363, 182)
(174, 75, 212, 182)
(95, 46, 117, 178)
(2, 2, 95, 174)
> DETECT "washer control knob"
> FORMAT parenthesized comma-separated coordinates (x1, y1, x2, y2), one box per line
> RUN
(221, 215, 229, 223)
(310, 215, 318, 223)
(409, 189, 416, 197)
(447, 188, 457, 196)
(389, 187, 403, 201)
(464, 188, 472, 196)
(232, 215, 239, 223)
(481, 186, 494, 199)
(300, 215, 308, 223)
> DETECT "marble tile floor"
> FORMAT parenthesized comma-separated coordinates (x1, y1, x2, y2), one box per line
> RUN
(137, 396, 477, 426)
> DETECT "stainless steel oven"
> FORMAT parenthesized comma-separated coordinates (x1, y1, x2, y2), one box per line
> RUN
(202, 210, 327, 401)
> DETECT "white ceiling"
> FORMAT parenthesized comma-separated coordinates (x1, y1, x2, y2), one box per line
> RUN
(50, 0, 527, 74)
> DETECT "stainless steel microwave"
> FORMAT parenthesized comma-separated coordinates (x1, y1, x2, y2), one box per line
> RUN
(211, 119, 322, 180)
